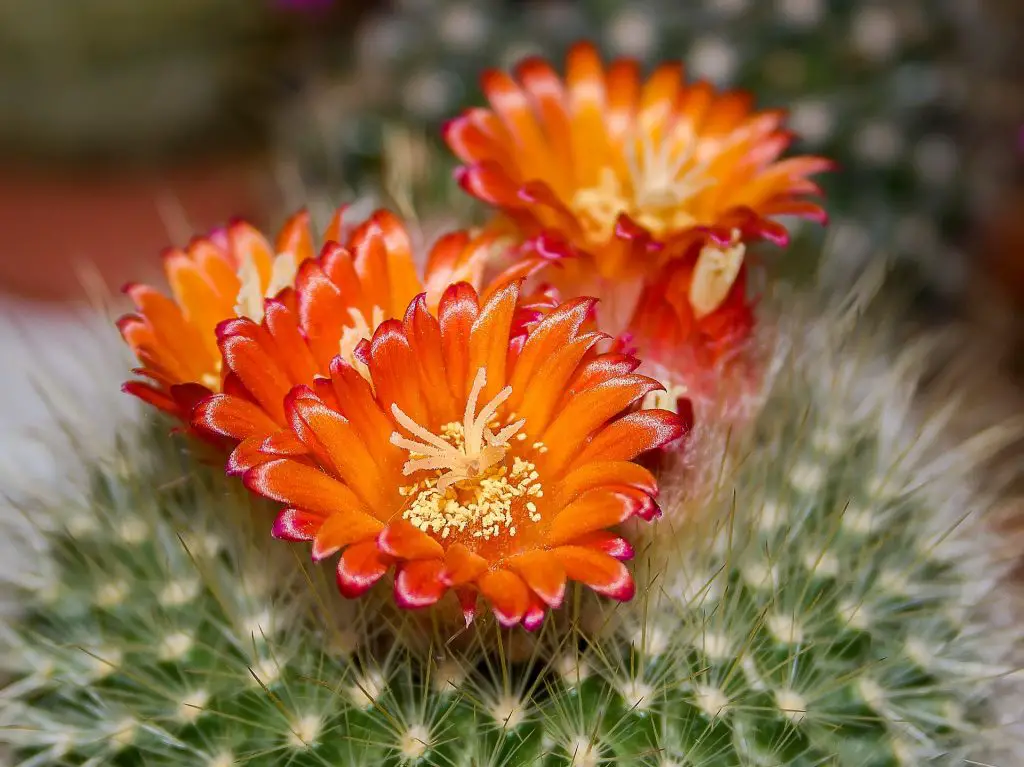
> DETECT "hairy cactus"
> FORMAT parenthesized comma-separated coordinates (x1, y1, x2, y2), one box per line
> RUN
(3, 276, 1022, 765)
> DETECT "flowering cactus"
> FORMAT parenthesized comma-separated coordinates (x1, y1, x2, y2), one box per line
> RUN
(3, 41, 1023, 767)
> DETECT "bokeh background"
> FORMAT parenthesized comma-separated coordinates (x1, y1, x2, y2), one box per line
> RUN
(1, 0, 1023, 430)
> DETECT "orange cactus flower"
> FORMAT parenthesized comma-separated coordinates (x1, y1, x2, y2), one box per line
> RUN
(119, 209, 317, 425)
(191, 207, 551, 473)
(243, 281, 689, 628)
(444, 41, 831, 370)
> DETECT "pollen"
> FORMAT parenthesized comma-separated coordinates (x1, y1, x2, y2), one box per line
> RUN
(392, 368, 545, 543)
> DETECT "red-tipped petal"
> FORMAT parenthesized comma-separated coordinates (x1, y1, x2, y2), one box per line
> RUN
(440, 544, 488, 587)
(478, 570, 530, 627)
(377, 520, 445, 561)
(394, 559, 447, 609)
(336, 541, 389, 598)
(554, 546, 635, 601)
(570, 531, 635, 561)
(272, 508, 324, 542)
(312, 511, 384, 561)
(244, 459, 368, 517)
(509, 550, 566, 608)
(522, 598, 548, 632)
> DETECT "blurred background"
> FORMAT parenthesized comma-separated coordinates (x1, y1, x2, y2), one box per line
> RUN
(1, 0, 1023, 397)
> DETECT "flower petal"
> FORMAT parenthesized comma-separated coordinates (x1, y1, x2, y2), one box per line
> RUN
(272, 508, 324, 542)
(550, 461, 658, 508)
(569, 531, 635, 561)
(336, 541, 390, 598)
(377, 520, 445, 561)
(547, 490, 641, 546)
(192, 393, 280, 441)
(394, 559, 447, 609)
(312, 511, 384, 561)
(440, 544, 489, 587)
(574, 410, 687, 466)
(553, 546, 635, 601)
(244, 459, 368, 517)
(508, 550, 566, 608)
(478, 569, 530, 627)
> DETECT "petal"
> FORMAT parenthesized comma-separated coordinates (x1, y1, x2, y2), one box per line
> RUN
(522, 597, 548, 632)
(478, 569, 530, 627)
(553, 546, 635, 601)
(192, 393, 280, 440)
(272, 508, 324, 542)
(569, 531, 635, 561)
(550, 461, 658, 508)
(574, 410, 687, 466)
(547, 490, 640, 546)
(276, 208, 315, 264)
(542, 374, 664, 472)
(244, 459, 369, 517)
(313, 511, 384, 561)
(565, 41, 609, 189)
(377, 520, 445, 561)
(263, 301, 320, 384)
(259, 429, 308, 457)
(515, 57, 573, 195)
(296, 259, 349, 371)
(506, 297, 596, 407)
(227, 220, 274, 287)
(287, 393, 389, 509)
(508, 550, 566, 608)
(227, 435, 278, 476)
(440, 543, 488, 587)
(438, 282, 481, 403)
(219, 332, 292, 423)
(328, 357, 398, 459)
(456, 162, 523, 207)
(468, 280, 521, 401)
(405, 294, 459, 424)
(368, 319, 428, 428)
(122, 380, 180, 417)
(394, 559, 447, 609)
(336, 540, 389, 598)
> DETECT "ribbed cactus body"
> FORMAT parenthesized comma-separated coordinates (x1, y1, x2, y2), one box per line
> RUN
(4, 292, 1020, 766)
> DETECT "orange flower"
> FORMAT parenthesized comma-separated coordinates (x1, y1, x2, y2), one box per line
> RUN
(244, 281, 688, 628)
(444, 42, 830, 370)
(119, 209, 316, 425)
(191, 207, 551, 473)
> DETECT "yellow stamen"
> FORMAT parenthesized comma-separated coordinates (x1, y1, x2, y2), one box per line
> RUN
(689, 230, 745, 319)
(390, 368, 525, 493)
(570, 119, 719, 241)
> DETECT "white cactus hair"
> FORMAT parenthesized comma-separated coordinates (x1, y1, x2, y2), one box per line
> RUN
(2, 252, 1024, 764)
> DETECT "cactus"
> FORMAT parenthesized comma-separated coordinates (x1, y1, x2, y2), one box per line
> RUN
(4, 274, 1022, 766)
(278, 0, 971, 307)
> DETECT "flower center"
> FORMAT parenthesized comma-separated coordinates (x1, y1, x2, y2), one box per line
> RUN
(569, 122, 714, 243)
(339, 306, 384, 381)
(234, 251, 299, 324)
(390, 369, 545, 544)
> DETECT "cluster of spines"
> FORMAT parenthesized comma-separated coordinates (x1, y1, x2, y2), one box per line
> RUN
(5, 312, 1016, 767)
